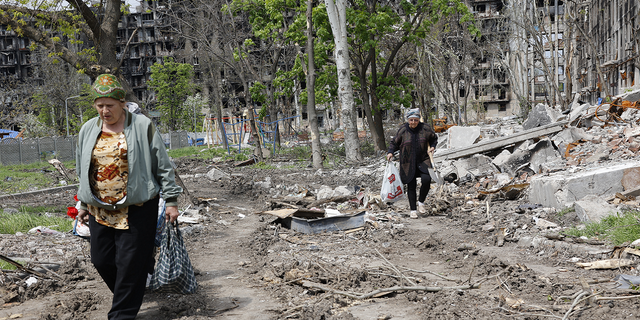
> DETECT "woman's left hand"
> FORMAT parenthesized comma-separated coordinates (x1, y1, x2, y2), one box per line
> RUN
(166, 206, 180, 223)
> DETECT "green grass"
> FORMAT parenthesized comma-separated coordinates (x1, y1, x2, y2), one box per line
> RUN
(0, 259, 23, 271)
(252, 161, 276, 169)
(0, 160, 76, 194)
(556, 207, 575, 217)
(563, 210, 640, 245)
(0, 209, 74, 235)
(278, 145, 312, 161)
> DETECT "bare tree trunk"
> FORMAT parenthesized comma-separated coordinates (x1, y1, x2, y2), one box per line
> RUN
(325, 0, 362, 161)
(306, 0, 323, 169)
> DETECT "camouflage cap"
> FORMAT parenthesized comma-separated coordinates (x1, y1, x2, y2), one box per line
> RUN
(91, 74, 126, 102)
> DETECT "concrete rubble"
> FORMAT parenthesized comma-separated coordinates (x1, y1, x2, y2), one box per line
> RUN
(432, 88, 640, 223)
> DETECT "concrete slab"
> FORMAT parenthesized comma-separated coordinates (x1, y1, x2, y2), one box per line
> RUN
(529, 139, 561, 174)
(447, 126, 481, 149)
(453, 154, 498, 179)
(574, 197, 620, 222)
(523, 103, 553, 130)
(528, 161, 640, 209)
(552, 127, 595, 153)
(434, 121, 567, 162)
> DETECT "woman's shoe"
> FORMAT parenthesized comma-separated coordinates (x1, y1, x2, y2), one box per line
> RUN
(418, 203, 426, 214)
(409, 210, 418, 219)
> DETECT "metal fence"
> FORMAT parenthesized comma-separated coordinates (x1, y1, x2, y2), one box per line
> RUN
(0, 131, 192, 166)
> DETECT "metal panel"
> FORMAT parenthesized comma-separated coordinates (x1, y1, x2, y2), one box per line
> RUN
(280, 211, 366, 234)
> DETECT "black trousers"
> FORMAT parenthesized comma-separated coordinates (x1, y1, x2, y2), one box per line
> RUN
(406, 170, 431, 210)
(89, 198, 159, 320)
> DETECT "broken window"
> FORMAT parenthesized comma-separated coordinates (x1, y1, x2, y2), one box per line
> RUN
(499, 104, 507, 112)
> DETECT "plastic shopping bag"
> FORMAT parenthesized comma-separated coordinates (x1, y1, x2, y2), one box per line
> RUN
(148, 221, 198, 294)
(381, 162, 404, 202)
(155, 197, 167, 247)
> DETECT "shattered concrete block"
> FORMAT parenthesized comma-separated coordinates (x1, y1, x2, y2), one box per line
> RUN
(552, 127, 595, 153)
(494, 148, 530, 176)
(621, 167, 640, 192)
(492, 149, 512, 169)
(528, 138, 561, 173)
(523, 103, 553, 130)
(447, 126, 481, 149)
(453, 154, 498, 179)
(569, 103, 590, 122)
(621, 108, 639, 121)
(206, 168, 229, 181)
(534, 217, 559, 229)
(528, 161, 640, 209)
(574, 197, 620, 222)
(334, 186, 354, 196)
(316, 185, 334, 200)
(517, 236, 548, 248)
(620, 88, 640, 102)
(585, 148, 610, 164)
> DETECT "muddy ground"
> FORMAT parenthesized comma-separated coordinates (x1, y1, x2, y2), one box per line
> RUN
(1, 141, 640, 320)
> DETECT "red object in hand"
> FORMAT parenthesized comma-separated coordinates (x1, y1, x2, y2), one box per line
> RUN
(67, 207, 78, 219)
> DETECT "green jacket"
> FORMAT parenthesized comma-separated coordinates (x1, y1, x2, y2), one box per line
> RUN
(76, 109, 182, 210)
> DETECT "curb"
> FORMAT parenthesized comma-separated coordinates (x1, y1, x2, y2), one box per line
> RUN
(0, 184, 79, 201)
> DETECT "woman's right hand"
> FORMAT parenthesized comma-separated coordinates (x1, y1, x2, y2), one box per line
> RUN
(77, 209, 90, 225)
(386, 153, 393, 161)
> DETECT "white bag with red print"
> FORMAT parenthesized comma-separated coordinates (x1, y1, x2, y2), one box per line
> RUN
(381, 162, 404, 202)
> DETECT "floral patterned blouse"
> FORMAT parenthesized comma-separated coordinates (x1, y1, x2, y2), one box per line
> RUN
(88, 131, 130, 229)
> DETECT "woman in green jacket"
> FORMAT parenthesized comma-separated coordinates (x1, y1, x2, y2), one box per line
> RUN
(76, 74, 182, 320)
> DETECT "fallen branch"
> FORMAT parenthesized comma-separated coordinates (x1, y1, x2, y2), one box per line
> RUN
(562, 291, 590, 320)
(399, 267, 458, 282)
(300, 280, 480, 300)
(374, 248, 416, 286)
(0, 254, 51, 279)
(490, 306, 562, 319)
(596, 295, 640, 301)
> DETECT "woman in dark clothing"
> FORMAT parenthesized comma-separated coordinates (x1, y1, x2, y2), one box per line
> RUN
(386, 108, 438, 218)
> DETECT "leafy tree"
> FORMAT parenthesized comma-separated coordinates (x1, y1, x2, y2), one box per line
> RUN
(183, 93, 208, 133)
(148, 57, 195, 131)
(0, 0, 136, 97)
(348, 0, 479, 150)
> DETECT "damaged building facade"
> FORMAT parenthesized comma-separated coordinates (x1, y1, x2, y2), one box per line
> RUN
(571, 0, 639, 104)
(448, 0, 639, 121)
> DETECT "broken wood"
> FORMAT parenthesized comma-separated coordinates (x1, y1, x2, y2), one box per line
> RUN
(47, 159, 74, 182)
(0, 254, 52, 279)
(575, 259, 635, 270)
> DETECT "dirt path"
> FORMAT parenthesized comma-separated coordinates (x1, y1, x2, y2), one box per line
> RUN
(1, 155, 640, 319)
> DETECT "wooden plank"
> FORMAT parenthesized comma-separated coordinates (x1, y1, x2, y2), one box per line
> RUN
(434, 121, 568, 162)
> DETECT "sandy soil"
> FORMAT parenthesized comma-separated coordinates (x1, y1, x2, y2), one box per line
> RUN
(1, 146, 640, 320)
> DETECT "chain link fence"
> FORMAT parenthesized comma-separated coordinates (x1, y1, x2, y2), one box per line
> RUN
(0, 131, 191, 166)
